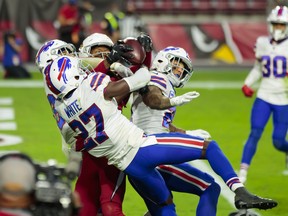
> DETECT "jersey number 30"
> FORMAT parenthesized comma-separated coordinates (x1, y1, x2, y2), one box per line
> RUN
(262, 55, 287, 78)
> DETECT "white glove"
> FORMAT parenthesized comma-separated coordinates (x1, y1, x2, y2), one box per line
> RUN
(186, 129, 211, 140)
(170, 91, 200, 106)
(110, 62, 134, 78)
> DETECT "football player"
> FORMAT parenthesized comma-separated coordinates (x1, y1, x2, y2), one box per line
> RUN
(130, 46, 221, 216)
(35, 38, 132, 216)
(35, 39, 79, 157)
(239, 5, 288, 184)
(45, 55, 277, 216)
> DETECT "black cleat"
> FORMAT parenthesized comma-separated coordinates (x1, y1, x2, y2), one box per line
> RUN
(234, 187, 278, 210)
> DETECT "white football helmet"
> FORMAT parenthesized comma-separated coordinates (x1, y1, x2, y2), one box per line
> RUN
(79, 33, 114, 58)
(45, 56, 85, 100)
(151, 46, 193, 88)
(267, 6, 288, 41)
(35, 39, 76, 73)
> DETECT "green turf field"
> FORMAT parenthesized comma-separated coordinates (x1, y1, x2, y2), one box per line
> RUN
(0, 69, 287, 215)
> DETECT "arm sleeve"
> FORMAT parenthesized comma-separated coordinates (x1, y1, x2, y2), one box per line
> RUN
(123, 67, 151, 92)
(244, 61, 262, 87)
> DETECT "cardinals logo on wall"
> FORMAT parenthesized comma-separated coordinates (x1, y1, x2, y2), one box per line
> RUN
(147, 22, 268, 64)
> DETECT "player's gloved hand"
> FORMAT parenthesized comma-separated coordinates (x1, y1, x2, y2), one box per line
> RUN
(137, 32, 153, 52)
(186, 129, 211, 140)
(106, 41, 134, 65)
(242, 85, 254, 97)
(110, 62, 134, 78)
(170, 91, 200, 106)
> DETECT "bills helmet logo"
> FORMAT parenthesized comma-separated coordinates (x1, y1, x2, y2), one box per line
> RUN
(57, 57, 72, 83)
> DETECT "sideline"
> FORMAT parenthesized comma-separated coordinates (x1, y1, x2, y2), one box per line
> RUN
(0, 80, 243, 89)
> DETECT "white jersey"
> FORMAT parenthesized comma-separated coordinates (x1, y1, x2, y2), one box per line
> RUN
(244, 36, 288, 105)
(131, 71, 176, 134)
(55, 72, 156, 170)
(42, 74, 73, 157)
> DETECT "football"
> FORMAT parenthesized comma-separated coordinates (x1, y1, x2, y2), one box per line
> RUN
(123, 37, 146, 65)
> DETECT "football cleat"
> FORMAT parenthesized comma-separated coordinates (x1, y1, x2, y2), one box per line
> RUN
(234, 187, 278, 210)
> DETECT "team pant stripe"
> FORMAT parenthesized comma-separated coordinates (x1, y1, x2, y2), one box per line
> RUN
(156, 137, 204, 149)
(157, 165, 210, 191)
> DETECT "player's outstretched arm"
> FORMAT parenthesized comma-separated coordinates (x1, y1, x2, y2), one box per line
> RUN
(142, 86, 200, 110)
(242, 61, 262, 92)
(104, 67, 150, 100)
(142, 85, 174, 110)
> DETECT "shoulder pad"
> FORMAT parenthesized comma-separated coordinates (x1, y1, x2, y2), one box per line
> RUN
(149, 71, 168, 92)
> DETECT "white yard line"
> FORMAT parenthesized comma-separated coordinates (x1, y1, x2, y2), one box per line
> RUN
(185, 81, 242, 89)
(0, 108, 15, 121)
(0, 98, 13, 105)
(0, 80, 43, 88)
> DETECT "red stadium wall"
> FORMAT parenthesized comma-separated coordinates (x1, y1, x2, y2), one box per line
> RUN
(0, 21, 268, 64)
(148, 22, 268, 64)
(0, 0, 268, 65)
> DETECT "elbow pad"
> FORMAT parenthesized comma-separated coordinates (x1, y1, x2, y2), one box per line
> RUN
(123, 67, 151, 92)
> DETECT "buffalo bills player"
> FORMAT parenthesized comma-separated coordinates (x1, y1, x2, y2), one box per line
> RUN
(239, 5, 288, 184)
(35, 39, 78, 156)
(45, 54, 277, 216)
(130, 46, 221, 216)
(35, 38, 133, 216)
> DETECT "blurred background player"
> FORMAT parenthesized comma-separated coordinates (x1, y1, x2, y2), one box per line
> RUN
(239, 5, 288, 184)
(131, 46, 221, 216)
(2, 31, 31, 79)
(56, 0, 94, 50)
(119, 1, 145, 39)
(100, 2, 124, 43)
